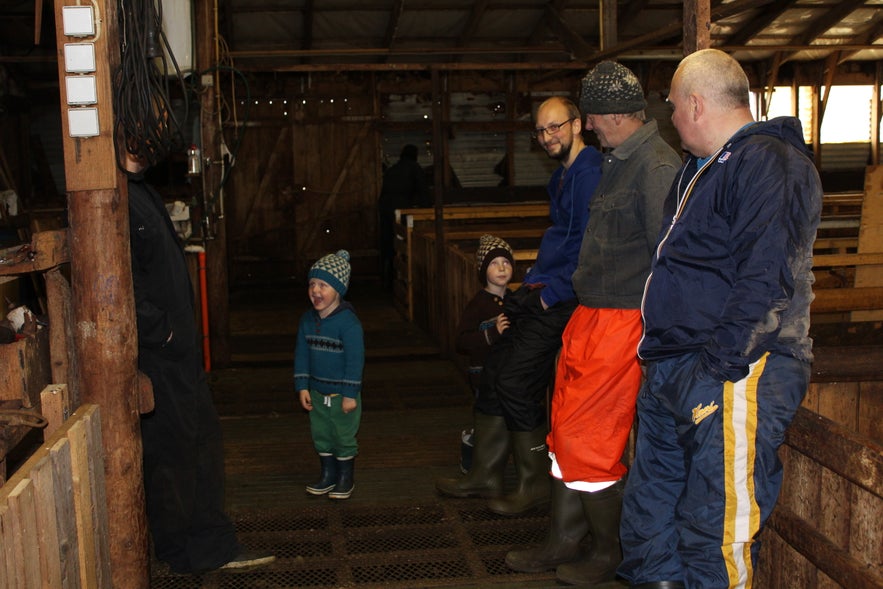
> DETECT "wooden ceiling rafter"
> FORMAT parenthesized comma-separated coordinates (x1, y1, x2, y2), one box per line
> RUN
(543, 3, 596, 60)
(458, 0, 491, 47)
(837, 18, 883, 64)
(724, 0, 798, 46)
(302, 0, 314, 52)
(778, 0, 868, 66)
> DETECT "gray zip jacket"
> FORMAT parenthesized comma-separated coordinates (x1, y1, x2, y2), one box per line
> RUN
(572, 120, 681, 309)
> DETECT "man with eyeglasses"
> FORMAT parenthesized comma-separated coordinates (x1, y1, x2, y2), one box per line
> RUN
(437, 96, 602, 517)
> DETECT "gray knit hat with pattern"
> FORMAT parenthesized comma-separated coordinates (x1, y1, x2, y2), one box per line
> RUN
(580, 61, 647, 114)
(476, 234, 514, 281)
(309, 249, 351, 296)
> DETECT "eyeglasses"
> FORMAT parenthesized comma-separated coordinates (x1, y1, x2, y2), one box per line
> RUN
(531, 117, 576, 139)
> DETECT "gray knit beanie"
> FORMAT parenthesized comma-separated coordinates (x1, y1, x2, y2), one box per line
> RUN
(580, 61, 647, 115)
(309, 250, 351, 296)
(476, 234, 514, 281)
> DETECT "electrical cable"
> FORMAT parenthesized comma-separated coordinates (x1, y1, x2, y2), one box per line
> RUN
(113, 0, 187, 169)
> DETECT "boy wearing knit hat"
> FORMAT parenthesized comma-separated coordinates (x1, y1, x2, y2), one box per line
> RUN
(295, 250, 365, 500)
(449, 235, 515, 473)
(504, 62, 680, 586)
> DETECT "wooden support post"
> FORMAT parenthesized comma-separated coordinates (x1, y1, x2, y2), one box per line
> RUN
(52, 0, 148, 586)
(196, 0, 232, 366)
(683, 0, 711, 55)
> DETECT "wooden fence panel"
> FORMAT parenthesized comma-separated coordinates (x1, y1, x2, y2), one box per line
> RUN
(0, 404, 109, 589)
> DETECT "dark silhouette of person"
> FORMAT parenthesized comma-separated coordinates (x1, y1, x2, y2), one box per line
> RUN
(378, 144, 430, 289)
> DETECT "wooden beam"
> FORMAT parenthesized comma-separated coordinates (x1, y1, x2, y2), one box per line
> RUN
(725, 0, 798, 46)
(383, 0, 405, 49)
(53, 4, 148, 583)
(683, 0, 711, 55)
(543, 4, 596, 60)
(599, 0, 617, 51)
(458, 0, 491, 46)
(768, 506, 883, 589)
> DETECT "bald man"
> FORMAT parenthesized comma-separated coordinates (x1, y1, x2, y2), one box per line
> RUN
(612, 49, 822, 589)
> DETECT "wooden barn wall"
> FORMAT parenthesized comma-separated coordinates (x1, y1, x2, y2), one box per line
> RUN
(225, 75, 381, 284)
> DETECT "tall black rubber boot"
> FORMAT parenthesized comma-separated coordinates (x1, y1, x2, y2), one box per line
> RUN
(306, 454, 337, 495)
(486, 425, 550, 515)
(505, 477, 589, 572)
(436, 412, 510, 498)
(556, 479, 625, 586)
(328, 457, 354, 500)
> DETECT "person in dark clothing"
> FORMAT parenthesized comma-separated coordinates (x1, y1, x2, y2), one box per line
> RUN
(124, 149, 275, 574)
(453, 234, 514, 473)
(378, 144, 430, 288)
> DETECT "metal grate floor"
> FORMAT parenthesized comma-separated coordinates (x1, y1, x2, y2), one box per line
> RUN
(149, 499, 558, 588)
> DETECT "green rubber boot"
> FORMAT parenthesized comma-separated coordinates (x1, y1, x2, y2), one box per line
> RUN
(436, 412, 510, 498)
(487, 425, 550, 515)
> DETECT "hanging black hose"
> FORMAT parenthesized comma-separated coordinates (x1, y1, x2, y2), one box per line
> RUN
(113, 0, 186, 169)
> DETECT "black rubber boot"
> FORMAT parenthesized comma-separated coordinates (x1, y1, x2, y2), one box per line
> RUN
(436, 412, 510, 498)
(328, 457, 354, 499)
(556, 479, 625, 585)
(306, 454, 337, 495)
(505, 477, 589, 572)
(486, 425, 550, 515)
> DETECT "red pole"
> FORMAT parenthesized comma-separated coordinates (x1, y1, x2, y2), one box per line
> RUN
(198, 250, 211, 372)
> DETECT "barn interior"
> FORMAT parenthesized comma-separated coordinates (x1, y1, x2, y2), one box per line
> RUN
(0, 1, 881, 588)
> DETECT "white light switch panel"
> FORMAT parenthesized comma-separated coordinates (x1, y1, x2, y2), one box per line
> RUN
(68, 108, 100, 137)
(62, 6, 95, 37)
(64, 43, 96, 73)
(66, 76, 98, 105)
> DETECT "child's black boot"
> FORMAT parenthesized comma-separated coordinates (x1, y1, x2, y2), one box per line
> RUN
(329, 457, 355, 499)
(306, 454, 337, 495)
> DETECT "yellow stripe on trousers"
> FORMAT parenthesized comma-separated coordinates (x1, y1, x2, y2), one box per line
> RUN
(722, 352, 767, 589)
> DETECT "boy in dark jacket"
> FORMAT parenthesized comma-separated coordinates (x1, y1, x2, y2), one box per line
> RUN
(453, 234, 514, 472)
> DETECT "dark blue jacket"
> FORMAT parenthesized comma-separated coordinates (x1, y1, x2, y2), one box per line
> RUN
(638, 117, 822, 382)
(524, 145, 602, 307)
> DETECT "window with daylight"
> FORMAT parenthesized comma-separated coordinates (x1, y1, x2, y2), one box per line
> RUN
(754, 85, 875, 144)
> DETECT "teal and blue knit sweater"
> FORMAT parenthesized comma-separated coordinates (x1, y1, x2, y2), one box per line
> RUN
(293, 301, 364, 399)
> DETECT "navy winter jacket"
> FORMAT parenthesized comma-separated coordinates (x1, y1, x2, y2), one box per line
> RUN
(638, 116, 822, 382)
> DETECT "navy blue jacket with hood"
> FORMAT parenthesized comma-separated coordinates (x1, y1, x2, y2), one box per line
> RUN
(638, 116, 822, 383)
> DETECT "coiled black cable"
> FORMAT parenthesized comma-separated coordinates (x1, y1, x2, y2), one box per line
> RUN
(113, 0, 185, 169)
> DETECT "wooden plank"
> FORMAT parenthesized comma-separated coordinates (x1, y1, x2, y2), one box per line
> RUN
(44, 267, 73, 389)
(768, 505, 883, 589)
(816, 380, 858, 429)
(49, 436, 80, 588)
(29, 450, 64, 589)
(7, 478, 42, 588)
(0, 229, 69, 276)
(858, 381, 883, 442)
(67, 405, 112, 589)
(853, 165, 883, 321)
(0, 503, 14, 589)
(813, 252, 883, 267)
(812, 286, 883, 313)
(850, 484, 883, 581)
(40, 383, 70, 439)
(785, 408, 882, 498)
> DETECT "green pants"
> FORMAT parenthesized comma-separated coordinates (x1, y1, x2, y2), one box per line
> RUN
(308, 390, 361, 458)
